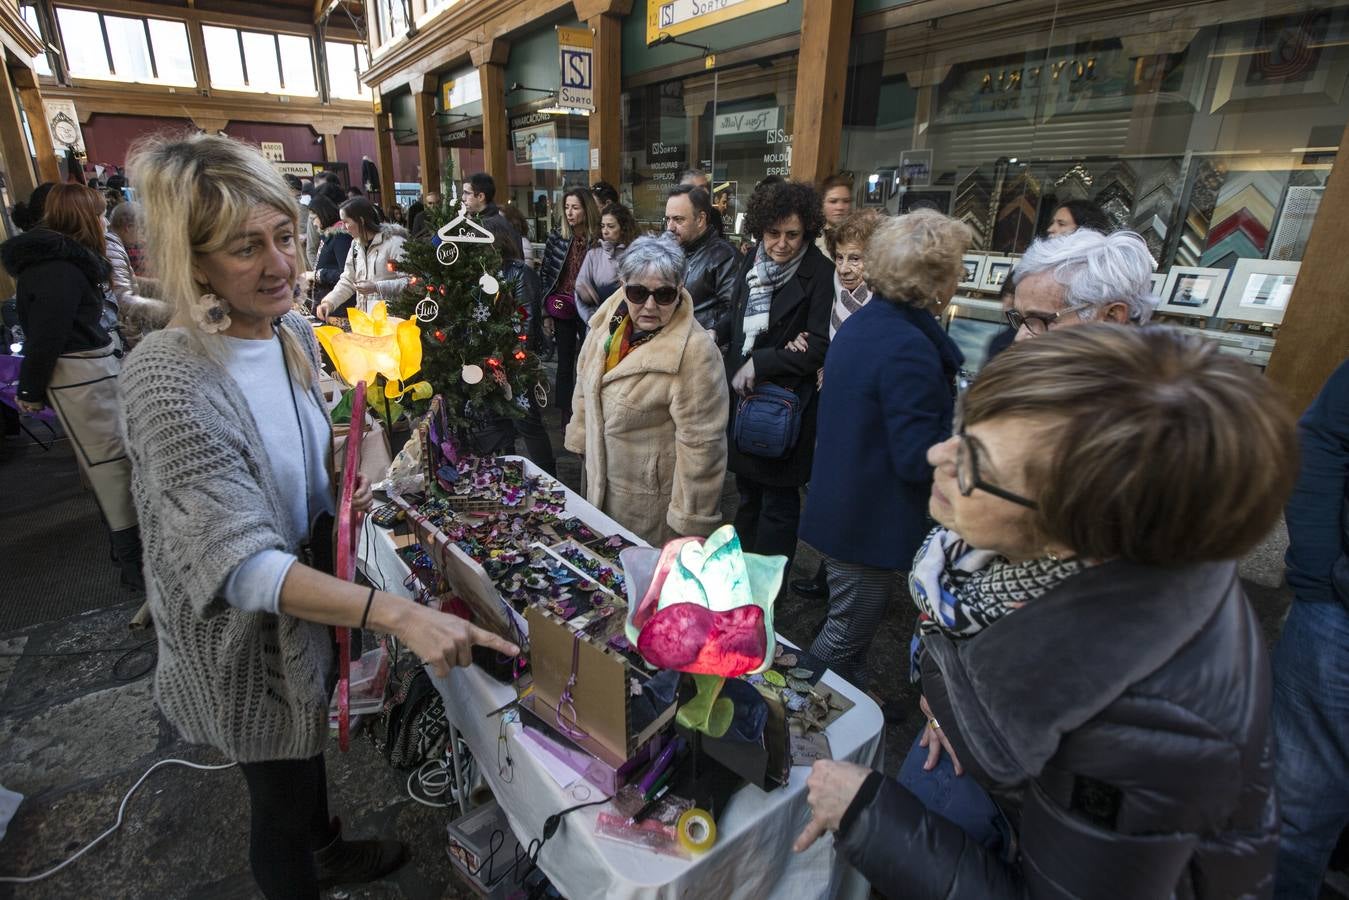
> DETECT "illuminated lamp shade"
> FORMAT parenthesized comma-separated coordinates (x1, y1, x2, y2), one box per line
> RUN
(315, 302, 431, 400)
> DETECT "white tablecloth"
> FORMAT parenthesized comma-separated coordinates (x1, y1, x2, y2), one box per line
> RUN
(358, 458, 884, 900)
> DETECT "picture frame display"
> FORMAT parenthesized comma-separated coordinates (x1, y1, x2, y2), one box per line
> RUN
(1157, 266, 1231, 317)
(1220, 259, 1300, 325)
(1149, 273, 1166, 296)
(979, 257, 1015, 293)
(958, 254, 988, 290)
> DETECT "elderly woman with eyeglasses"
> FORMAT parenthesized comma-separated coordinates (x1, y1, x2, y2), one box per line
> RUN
(564, 233, 729, 545)
(794, 326, 1294, 900)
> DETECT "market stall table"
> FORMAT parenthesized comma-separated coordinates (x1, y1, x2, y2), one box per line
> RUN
(358, 458, 884, 900)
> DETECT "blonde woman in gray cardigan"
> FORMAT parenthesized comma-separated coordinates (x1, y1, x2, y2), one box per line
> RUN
(123, 133, 517, 900)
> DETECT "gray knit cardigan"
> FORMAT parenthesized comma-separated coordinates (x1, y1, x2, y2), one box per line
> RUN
(119, 312, 335, 762)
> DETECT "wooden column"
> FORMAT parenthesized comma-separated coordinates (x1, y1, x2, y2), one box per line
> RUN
(472, 39, 510, 195)
(0, 64, 37, 202)
(587, 13, 621, 186)
(1265, 118, 1349, 413)
(413, 74, 439, 196)
(373, 101, 396, 202)
(789, 0, 854, 183)
(12, 67, 61, 184)
(322, 132, 339, 163)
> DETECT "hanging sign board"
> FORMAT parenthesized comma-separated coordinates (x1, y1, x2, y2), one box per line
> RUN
(714, 106, 779, 136)
(44, 99, 85, 153)
(557, 26, 595, 113)
(646, 0, 788, 46)
(275, 162, 315, 178)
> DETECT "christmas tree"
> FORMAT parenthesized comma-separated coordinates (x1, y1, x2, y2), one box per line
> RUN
(386, 174, 544, 436)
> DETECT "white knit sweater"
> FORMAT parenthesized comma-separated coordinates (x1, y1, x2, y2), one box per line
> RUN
(119, 313, 335, 762)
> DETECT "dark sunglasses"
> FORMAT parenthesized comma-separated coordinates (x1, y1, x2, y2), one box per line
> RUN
(624, 284, 680, 306)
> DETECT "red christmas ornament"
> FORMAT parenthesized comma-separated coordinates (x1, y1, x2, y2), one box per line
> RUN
(408, 276, 418, 286)
(513, 349, 527, 361)
(425, 283, 435, 293)
(486, 357, 501, 368)
(517, 334, 528, 342)
(433, 329, 447, 343)
(439, 285, 448, 296)
(386, 260, 397, 273)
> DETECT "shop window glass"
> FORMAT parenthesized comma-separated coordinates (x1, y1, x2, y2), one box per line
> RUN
(840, 5, 1348, 372)
(506, 110, 592, 241)
(20, 5, 52, 77)
(622, 54, 797, 236)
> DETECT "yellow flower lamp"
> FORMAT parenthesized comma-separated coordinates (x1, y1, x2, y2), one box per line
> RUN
(315, 302, 431, 407)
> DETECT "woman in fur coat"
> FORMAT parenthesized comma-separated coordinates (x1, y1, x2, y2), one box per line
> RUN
(565, 234, 729, 545)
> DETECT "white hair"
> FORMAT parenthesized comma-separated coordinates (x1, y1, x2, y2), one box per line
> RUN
(617, 232, 688, 285)
(1013, 230, 1159, 324)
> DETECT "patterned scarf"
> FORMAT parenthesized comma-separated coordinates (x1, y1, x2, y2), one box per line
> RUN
(907, 527, 1084, 681)
(741, 241, 807, 355)
(603, 312, 660, 372)
(830, 272, 871, 338)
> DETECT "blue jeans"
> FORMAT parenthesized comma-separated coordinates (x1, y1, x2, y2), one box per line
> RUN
(899, 732, 1013, 860)
(1272, 600, 1349, 899)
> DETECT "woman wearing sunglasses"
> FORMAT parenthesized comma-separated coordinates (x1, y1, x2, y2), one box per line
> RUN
(564, 234, 728, 545)
(794, 326, 1293, 899)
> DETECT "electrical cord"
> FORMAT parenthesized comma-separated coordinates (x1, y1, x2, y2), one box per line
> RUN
(0, 640, 157, 682)
(0, 758, 237, 884)
(465, 795, 612, 889)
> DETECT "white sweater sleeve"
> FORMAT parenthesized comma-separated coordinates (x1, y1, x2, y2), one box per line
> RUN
(221, 549, 296, 614)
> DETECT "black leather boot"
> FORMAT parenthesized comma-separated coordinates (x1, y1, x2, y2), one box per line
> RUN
(313, 817, 409, 888)
(110, 526, 145, 592)
(790, 561, 828, 600)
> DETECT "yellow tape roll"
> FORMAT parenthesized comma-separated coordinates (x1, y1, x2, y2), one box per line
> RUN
(677, 808, 717, 853)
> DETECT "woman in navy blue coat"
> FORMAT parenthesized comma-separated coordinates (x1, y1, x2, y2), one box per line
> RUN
(799, 210, 970, 688)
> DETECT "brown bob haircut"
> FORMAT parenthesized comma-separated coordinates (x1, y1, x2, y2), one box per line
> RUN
(828, 207, 885, 256)
(43, 183, 108, 258)
(820, 173, 854, 194)
(600, 202, 640, 247)
(962, 325, 1298, 566)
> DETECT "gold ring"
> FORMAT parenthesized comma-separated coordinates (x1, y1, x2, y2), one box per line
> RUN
(928, 717, 941, 731)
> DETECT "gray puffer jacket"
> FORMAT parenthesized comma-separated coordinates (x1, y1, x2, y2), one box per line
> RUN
(836, 559, 1277, 899)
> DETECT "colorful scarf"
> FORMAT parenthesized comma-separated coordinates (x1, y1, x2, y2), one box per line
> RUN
(603, 313, 660, 372)
(907, 526, 1084, 681)
(741, 241, 807, 356)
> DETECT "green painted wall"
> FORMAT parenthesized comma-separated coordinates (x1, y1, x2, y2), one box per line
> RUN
(504, 17, 583, 108)
(388, 89, 416, 144)
(437, 66, 482, 119)
(622, 0, 804, 77)
(853, 0, 916, 13)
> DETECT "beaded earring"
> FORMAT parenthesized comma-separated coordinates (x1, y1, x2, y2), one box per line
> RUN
(191, 292, 231, 334)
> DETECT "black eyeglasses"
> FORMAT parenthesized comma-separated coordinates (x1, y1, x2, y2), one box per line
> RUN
(955, 430, 1038, 509)
(1005, 302, 1090, 336)
(624, 284, 681, 306)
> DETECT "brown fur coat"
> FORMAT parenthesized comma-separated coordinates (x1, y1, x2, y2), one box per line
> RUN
(564, 288, 729, 545)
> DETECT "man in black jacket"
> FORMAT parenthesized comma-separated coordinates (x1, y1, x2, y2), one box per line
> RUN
(664, 184, 737, 329)
(462, 172, 514, 239)
(1272, 357, 1349, 899)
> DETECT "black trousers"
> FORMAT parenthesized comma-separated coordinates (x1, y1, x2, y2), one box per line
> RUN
(733, 475, 802, 574)
(552, 316, 584, 421)
(237, 754, 335, 900)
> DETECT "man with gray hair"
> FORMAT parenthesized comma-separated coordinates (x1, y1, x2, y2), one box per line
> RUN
(680, 168, 711, 192)
(1008, 229, 1157, 341)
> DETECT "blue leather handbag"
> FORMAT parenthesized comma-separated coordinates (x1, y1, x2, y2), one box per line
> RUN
(734, 383, 804, 459)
